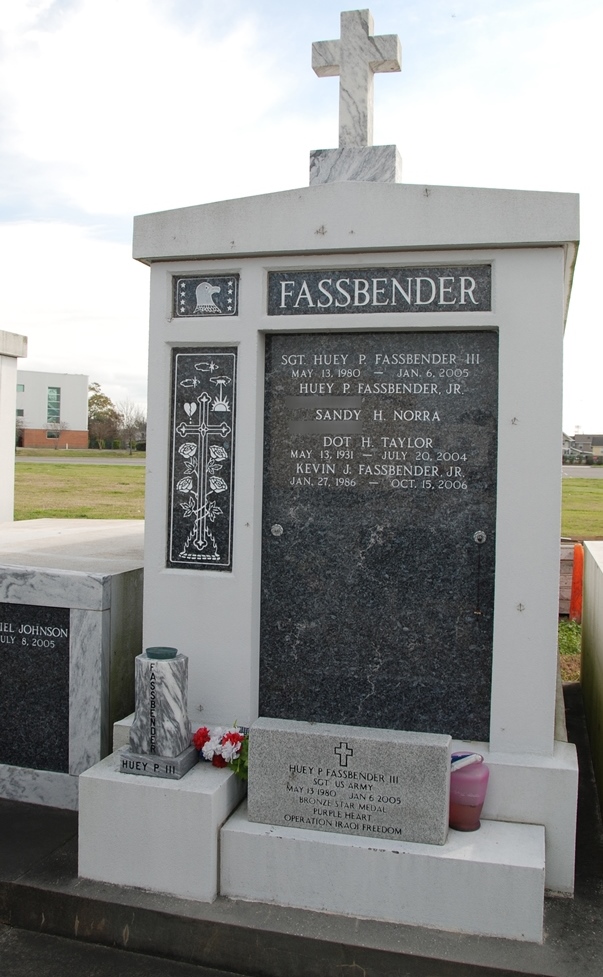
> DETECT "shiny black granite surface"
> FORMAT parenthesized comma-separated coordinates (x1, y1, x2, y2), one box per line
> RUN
(260, 331, 498, 741)
(267, 265, 492, 315)
(1, 603, 70, 772)
(167, 347, 237, 571)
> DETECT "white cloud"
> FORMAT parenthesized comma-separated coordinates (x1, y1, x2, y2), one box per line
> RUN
(0, 0, 56, 33)
(0, 220, 149, 406)
(0, 0, 303, 217)
(0, 0, 601, 428)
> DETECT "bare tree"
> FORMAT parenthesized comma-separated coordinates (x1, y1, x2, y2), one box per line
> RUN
(117, 398, 147, 454)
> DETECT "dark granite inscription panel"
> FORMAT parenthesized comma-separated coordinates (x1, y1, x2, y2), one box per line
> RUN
(0, 603, 70, 772)
(168, 347, 237, 570)
(260, 331, 498, 741)
(268, 265, 491, 315)
(173, 275, 239, 317)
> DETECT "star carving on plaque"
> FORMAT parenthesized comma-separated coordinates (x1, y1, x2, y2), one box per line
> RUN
(174, 275, 239, 317)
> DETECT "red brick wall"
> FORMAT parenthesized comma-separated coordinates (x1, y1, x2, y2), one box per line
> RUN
(22, 429, 89, 449)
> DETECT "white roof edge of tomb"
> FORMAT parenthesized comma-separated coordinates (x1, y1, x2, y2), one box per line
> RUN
(0, 329, 28, 358)
(133, 181, 579, 265)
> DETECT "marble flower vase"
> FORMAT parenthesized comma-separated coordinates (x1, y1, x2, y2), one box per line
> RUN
(120, 647, 197, 779)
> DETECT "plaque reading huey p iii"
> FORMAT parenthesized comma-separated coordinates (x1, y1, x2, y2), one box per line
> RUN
(260, 331, 498, 742)
(168, 347, 237, 570)
(0, 602, 70, 772)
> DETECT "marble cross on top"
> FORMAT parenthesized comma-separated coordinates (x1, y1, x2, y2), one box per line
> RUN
(312, 9, 401, 149)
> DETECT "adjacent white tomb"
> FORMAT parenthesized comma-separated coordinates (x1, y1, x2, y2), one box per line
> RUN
(0, 519, 144, 808)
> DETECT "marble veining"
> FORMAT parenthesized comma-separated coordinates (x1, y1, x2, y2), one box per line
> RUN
(1, 532, 142, 810)
(107, 569, 143, 730)
(310, 145, 402, 185)
(0, 567, 111, 610)
(312, 10, 401, 149)
(0, 763, 78, 809)
(129, 653, 191, 758)
(69, 608, 108, 775)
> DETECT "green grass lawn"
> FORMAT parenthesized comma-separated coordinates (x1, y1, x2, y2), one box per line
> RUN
(13, 466, 603, 533)
(561, 478, 603, 538)
(558, 619, 581, 682)
(14, 463, 145, 520)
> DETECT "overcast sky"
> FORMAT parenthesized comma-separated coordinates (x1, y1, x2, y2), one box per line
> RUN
(0, 0, 600, 432)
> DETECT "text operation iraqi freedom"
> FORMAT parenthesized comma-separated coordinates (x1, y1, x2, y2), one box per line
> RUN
(268, 265, 491, 314)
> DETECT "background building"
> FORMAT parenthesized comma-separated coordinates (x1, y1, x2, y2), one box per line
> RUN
(563, 432, 603, 462)
(16, 370, 88, 448)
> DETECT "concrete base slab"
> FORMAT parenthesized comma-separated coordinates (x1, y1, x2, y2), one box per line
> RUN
(473, 739, 578, 895)
(114, 717, 577, 893)
(221, 801, 545, 942)
(0, 765, 79, 810)
(0, 518, 144, 572)
(79, 752, 245, 901)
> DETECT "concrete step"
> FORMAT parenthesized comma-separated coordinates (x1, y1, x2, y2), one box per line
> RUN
(221, 801, 545, 942)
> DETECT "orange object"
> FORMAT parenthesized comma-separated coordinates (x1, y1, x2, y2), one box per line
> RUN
(569, 543, 584, 623)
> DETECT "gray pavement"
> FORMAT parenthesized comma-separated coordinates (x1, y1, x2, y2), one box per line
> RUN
(0, 925, 246, 977)
(562, 465, 603, 478)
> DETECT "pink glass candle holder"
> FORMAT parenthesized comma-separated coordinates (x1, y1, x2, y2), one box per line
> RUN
(449, 752, 489, 831)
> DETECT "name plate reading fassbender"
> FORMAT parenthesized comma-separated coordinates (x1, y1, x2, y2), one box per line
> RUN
(248, 717, 451, 846)
(268, 265, 491, 315)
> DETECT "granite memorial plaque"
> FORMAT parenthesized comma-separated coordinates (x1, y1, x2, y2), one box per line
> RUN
(268, 265, 491, 315)
(248, 717, 451, 845)
(0, 602, 70, 772)
(173, 274, 239, 317)
(168, 347, 237, 570)
(260, 330, 498, 741)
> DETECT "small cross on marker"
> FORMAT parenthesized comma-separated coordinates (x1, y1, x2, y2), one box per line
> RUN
(334, 741, 354, 767)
